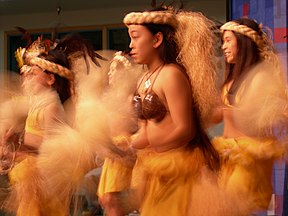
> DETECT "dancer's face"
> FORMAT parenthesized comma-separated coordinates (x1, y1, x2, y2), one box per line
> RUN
(108, 61, 124, 85)
(128, 25, 155, 64)
(222, 30, 238, 64)
(22, 64, 54, 94)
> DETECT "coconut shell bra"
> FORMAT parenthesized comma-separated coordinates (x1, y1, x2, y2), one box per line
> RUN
(132, 68, 167, 122)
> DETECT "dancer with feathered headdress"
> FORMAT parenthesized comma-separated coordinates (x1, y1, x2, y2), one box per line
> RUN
(34, 33, 142, 215)
(1, 36, 74, 215)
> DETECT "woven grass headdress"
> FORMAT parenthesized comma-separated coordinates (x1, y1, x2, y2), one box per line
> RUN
(15, 36, 75, 96)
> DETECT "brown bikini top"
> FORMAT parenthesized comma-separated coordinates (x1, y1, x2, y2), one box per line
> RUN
(132, 68, 167, 122)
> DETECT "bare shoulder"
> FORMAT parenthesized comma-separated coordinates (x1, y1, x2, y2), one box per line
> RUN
(45, 102, 64, 115)
(161, 63, 189, 84)
(162, 63, 184, 75)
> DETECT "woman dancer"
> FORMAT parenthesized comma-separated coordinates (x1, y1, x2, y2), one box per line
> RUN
(98, 50, 140, 216)
(2, 43, 74, 215)
(212, 17, 288, 214)
(122, 5, 232, 216)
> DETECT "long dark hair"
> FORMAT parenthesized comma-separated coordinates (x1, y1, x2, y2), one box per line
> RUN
(222, 18, 261, 104)
(38, 50, 71, 103)
(191, 106, 220, 171)
(142, 7, 179, 64)
(144, 23, 179, 64)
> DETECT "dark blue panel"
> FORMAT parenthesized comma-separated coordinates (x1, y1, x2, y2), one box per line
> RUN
(230, 0, 274, 36)
(265, 0, 273, 8)
(283, 164, 288, 216)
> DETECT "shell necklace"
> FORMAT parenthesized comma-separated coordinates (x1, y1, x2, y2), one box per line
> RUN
(142, 63, 164, 94)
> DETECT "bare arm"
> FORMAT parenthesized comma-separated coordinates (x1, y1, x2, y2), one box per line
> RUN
(130, 121, 149, 149)
(206, 103, 224, 128)
(147, 65, 195, 151)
